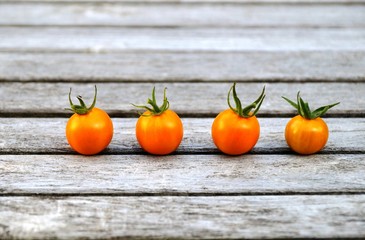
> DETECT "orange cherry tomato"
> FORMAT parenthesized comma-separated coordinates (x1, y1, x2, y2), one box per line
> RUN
(211, 83, 265, 155)
(285, 115, 328, 155)
(134, 87, 183, 155)
(212, 109, 260, 155)
(282, 91, 339, 155)
(65, 86, 113, 155)
(66, 107, 113, 155)
(136, 109, 183, 155)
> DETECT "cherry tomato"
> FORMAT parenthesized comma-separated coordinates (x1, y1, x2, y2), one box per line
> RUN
(285, 115, 328, 155)
(212, 109, 260, 155)
(136, 109, 183, 155)
(211, 83, 265, 155)
(66, 86, 113, 155)
(282, 92, 339, 155)
(134, 87, 183, 155)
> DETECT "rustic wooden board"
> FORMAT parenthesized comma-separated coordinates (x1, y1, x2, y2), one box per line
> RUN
(1, 27, 364, 52)
(1, 2, 364, 27)
(0, 82, 363, 117)
(1, 195, 365, 239)
(1, 154, 365, 194)
(1, 52, 364, 82)
(0, 1, 363, 239)
(0, 118, 363, 154)
(2, 0, 364, 2)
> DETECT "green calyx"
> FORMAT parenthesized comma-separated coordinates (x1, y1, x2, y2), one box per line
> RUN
(227, 83, 266, 118)
(66, 85, 97, 115)
(282, 92, 340, 120)
(133, 87, 170, 116)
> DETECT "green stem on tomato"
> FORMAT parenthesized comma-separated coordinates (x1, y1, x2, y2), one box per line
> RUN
(227, 83, 266, 118)
(282, 91, 340, 119)
(66, 85, 97, 115)
(132, 87, 170, 116)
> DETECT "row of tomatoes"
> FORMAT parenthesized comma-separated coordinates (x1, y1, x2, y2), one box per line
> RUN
(66, 84, 339, 156)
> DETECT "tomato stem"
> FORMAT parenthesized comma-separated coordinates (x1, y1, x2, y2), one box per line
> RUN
(227, 83, 266, 118)
(282, 92, 340, 119)
(66, 85, 97, 115)
(133, 87, 170, 116)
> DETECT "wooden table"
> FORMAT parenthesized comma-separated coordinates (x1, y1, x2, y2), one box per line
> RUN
(0, 0, 365, 238)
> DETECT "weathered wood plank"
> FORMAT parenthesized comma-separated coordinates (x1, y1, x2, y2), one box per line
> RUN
(1, 2, 364, 27)
(1, 52, 365, 82)
(0, 82, 363, 116)
(1, 195, 365, 239)
(0, 118, 363, 154)
(1, 27, 364, 52)
(0, 154, 364, 194)
(2, 0, 364, 3)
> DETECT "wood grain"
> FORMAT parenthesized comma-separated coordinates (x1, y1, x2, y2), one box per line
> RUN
(0, 154, 365, 194)
(0, 118, 363, 154)
(1, 52, 365, 82)
(0, 0, 364, 239)
(1, 27, 364, 52)
(1, 2, 364, 27)
(1, 195, 365, 239)
(2, 0, 364, 3)
(0, 82, 363, 116)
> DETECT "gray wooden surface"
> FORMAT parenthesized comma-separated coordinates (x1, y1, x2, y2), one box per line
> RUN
(1, 154, 364, 194)
(2, 52, 365, 82)
(1, 2, 364, 27)
(0, 118, 364, 154)
(0, 0, 364, 239)
(2, 28, 364, 52)
(0, 82, 364, 116)
(1, 196, 365, 239)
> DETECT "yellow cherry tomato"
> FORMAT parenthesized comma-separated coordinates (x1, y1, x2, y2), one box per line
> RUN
(282, 92, 339, 155)
(285, 115, 328, 155)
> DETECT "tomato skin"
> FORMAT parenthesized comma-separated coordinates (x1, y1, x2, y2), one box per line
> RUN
(212, 109, 260, 155)
(285, 115, 328, 155)
(136, 109, 183, 155)
(66, 107, 113, 155)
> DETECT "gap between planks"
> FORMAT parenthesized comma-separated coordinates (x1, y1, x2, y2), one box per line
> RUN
(1, 192, 365, 197)
(0, 111, 364, 118)
(1, 79, 365, 84)
(1, 0, 365, 3)
(1, 77, 363, 84)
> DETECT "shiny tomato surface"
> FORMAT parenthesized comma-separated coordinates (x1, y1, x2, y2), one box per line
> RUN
(136, 109, 183, 155)
(212, 109, 260, 155)
(66, 107, 113, 155)
(285, 115, 329, 155)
